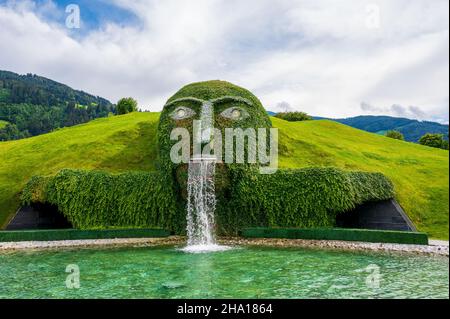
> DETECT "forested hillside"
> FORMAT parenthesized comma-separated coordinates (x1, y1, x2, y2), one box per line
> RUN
(0, 70, 115, 140)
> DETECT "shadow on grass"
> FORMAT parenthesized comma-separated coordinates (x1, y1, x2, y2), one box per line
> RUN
(98, 121, 159, 172)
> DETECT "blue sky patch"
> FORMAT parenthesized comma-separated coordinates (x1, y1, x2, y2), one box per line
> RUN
(0, 0, 139, 34)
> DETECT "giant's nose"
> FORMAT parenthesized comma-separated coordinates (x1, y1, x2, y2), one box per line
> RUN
(198, 101, 214, 144)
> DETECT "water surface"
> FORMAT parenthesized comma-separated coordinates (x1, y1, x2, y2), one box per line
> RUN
(0, 245, 448, 298)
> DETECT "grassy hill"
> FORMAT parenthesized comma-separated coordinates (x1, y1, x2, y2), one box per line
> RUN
(0, 113, 448, 239)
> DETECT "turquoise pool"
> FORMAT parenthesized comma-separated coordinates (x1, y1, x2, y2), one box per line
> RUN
(0, 245, 448, 299)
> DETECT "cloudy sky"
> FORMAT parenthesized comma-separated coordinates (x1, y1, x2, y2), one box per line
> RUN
(0, 0, 448, 123)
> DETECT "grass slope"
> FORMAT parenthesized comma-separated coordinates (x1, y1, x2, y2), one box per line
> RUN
(0, 113, 448, 239)
(0, 113, 159, 229)
(274, 118, 449, 239)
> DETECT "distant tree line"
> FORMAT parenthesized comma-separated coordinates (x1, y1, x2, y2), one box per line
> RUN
(385, 130, 449, 150)
(0, 70, 115, 141)
(419, 133, 449, 150)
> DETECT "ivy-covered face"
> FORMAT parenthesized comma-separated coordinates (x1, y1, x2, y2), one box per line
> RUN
(158, 80, 272, 198)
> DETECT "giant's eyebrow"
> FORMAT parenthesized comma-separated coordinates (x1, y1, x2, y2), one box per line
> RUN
(163, 95, 254, 109)
(210, 96, 253, 106)
(164, 97, 206, 108)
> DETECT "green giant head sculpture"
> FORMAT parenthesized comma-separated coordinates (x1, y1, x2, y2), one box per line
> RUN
(158, 80, 273, 199)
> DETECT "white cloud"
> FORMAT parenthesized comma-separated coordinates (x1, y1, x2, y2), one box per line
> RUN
(0, 0, 448, 122)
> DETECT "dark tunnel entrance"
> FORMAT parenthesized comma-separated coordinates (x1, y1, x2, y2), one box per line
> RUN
(6, 203, 72, 230)
(336, 199, 417, 232)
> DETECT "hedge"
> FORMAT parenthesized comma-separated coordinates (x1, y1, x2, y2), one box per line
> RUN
(217, 167, 395, 235)
(0, 228, 170, 242)
(22, 167, 394, 235)
(274, 111, 312, 122)
(241, 228, 428, 245)
(22, 169, 183, 232)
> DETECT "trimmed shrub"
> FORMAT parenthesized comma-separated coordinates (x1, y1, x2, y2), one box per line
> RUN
(275, 112, 312, 122)
(241, 228, 428, 245)
(0, 228, 170, 242)
(386, 130, 404, 140)
(117, 97, 138, 115)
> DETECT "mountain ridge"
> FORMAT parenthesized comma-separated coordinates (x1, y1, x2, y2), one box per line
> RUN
(312, 115, 449, 142)
(0, 70, 112, 106)
(0, 70, 115, 141)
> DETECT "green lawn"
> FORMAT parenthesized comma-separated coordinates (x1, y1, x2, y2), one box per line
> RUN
(0, 113, 448, 239)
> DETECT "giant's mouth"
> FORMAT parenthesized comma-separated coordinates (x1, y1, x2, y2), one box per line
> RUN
(175, 160, 231, 201)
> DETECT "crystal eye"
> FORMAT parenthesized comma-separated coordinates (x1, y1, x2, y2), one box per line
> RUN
(171, 106, 195, 120)
(220, 107, 249, 120)
(231, 109, 241, 119)
(177, 109, 186, 117)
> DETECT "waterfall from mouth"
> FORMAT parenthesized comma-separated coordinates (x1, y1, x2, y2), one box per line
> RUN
(182, 102, 231, 253)
(186, 156, 217, 247)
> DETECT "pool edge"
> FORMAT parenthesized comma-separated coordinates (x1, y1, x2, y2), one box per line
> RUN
(0, 236, 448, 257)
